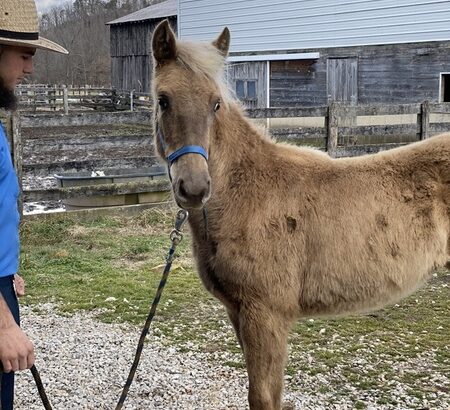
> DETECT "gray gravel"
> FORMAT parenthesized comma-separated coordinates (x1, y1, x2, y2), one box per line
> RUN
(14, 304, 449, 409)
(15, 305, 252, 409)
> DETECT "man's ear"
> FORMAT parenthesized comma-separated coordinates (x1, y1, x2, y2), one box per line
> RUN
(212, 27, 230, 57)
(152, 20, 177, 64)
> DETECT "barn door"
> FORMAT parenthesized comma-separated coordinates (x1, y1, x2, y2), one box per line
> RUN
(327, 57, 358, 105)
(227, 62, 267, 108)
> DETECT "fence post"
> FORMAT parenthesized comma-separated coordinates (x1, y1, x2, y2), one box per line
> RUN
(63, 85, 69, 114)
(419, 100, 430, 140)
(50, 84, 56, 111)
(11, 113, 23, 217)
(130, 90, 134, 112)
(327, 102, 339, 157)
(32, 85, 37, 113)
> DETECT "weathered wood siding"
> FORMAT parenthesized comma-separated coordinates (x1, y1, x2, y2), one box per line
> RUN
(327, 58, 358, 105)
(110, 17, 177, 92)
(227, 62, 267, 108)
(357, 41, 449, 103)
(242, 40, 450, 107)
(270, 60, 325, 107)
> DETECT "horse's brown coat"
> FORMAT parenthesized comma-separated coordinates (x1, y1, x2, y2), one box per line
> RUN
(151, 20, 450, 410)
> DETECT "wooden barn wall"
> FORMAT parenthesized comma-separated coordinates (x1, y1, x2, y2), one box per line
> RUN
(110, 17, 177, 92)
(265, 40, 450, 107)
(357, 41, 450, 104)
(270, 60, 325, 107)
(227, 62, 267, 108)
(111, 55, 152, 92)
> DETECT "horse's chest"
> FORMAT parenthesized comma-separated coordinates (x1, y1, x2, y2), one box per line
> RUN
(194, 240, 242, 309)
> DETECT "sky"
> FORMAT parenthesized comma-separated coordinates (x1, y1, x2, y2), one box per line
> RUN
(35, 0, 72, 13)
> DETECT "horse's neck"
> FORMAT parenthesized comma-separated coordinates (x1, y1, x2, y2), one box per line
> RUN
(188, 104, 264, 241)
(210, 103, 266, 174)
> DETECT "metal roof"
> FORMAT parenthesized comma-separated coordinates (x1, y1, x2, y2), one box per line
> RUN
(107, 0, 177, 25)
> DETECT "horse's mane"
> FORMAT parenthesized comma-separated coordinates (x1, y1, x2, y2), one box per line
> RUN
(176, 40, 233, 105)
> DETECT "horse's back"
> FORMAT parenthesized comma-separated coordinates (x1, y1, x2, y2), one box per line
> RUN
(351, 131, 449, 167)
(348, 132, 450, 205)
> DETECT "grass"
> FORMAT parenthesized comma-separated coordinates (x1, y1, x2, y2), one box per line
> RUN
(20, 209, 218, 342)
(19, 208, 450, 408)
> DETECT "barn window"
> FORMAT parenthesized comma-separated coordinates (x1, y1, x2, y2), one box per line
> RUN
(441, 74, 450, 102)
(235, 80, 257, 101)
(236, 80, 245, 99)
(247, 81, 256, 99)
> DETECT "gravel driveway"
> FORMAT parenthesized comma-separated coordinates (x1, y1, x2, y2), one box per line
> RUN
(14, 304, 449, 409)
(14, 304, 256, 409)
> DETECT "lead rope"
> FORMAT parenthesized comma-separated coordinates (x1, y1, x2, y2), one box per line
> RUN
(30, 365, 52, 409)
(115, 208, 189, 410)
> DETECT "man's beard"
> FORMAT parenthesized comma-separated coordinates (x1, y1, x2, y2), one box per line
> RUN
(0, 77, 17, 111)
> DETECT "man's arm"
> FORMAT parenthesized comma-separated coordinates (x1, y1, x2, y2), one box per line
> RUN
(0, 293, 34, 372)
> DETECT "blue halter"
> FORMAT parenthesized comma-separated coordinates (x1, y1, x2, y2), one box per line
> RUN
(167, 145, 208, 166)
(157, 125, 208, 179)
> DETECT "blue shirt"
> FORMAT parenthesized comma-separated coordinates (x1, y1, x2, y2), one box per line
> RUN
(0, 123, 20, 277)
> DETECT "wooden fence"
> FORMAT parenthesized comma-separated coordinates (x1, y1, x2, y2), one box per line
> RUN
(246, 101, 450, 157)
(1, 100, 450, 217)
(16, 84, 151, 113)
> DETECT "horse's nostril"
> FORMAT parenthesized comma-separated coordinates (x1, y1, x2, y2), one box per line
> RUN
(205, 179, 211, 196)
(178, 179, 188, 199)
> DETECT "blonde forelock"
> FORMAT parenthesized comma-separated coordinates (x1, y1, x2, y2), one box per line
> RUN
(176, 40, 233, 106)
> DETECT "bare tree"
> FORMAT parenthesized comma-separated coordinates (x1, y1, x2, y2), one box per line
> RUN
(32, 0, 160, 86)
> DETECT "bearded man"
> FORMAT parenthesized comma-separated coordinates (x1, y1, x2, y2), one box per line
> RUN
(0, 1, 67, 408)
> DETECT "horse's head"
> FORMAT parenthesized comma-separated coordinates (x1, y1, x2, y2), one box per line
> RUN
(151, 20, 230, 210)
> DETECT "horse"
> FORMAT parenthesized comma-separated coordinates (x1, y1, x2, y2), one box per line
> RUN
(150, 20, 450, 410)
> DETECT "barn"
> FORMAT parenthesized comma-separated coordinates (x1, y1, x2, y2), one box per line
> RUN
(178, 0, 450, 108)
(107, 0, 177, 93)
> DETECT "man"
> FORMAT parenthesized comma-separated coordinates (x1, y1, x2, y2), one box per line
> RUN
(0, 1, 67, 408)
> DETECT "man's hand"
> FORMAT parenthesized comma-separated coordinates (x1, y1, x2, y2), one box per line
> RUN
(13, 274, 25, 297)
(0, 322, 35, 373)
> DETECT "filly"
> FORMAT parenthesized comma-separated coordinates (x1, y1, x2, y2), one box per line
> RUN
(151, 20, 450, 410)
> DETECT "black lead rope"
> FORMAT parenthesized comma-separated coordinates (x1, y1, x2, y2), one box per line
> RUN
(30, 365, 53, 409)
(115, 208, 189, 410)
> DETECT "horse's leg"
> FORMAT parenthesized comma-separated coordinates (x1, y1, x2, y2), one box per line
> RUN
(239, 305, 290, 410)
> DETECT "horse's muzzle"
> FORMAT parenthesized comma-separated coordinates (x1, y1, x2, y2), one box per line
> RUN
(174, 173, 211, 209)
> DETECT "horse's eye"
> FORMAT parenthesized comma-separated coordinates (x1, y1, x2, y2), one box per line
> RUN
(158, 96, 169, 110)
(214, 100, 221, 112)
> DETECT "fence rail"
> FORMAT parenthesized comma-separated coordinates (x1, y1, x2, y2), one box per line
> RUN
(16, 84, 152, 113)
(247, 101, 450, 157)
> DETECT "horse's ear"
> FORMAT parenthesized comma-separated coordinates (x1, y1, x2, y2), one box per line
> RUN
(152, 20, 177, 64)
(213, 27, 230, 57)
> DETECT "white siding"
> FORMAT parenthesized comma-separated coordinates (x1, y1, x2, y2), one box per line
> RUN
(178, 0, 450, 52)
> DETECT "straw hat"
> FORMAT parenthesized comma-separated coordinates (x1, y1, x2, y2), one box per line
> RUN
(0, 0, 68, 54)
